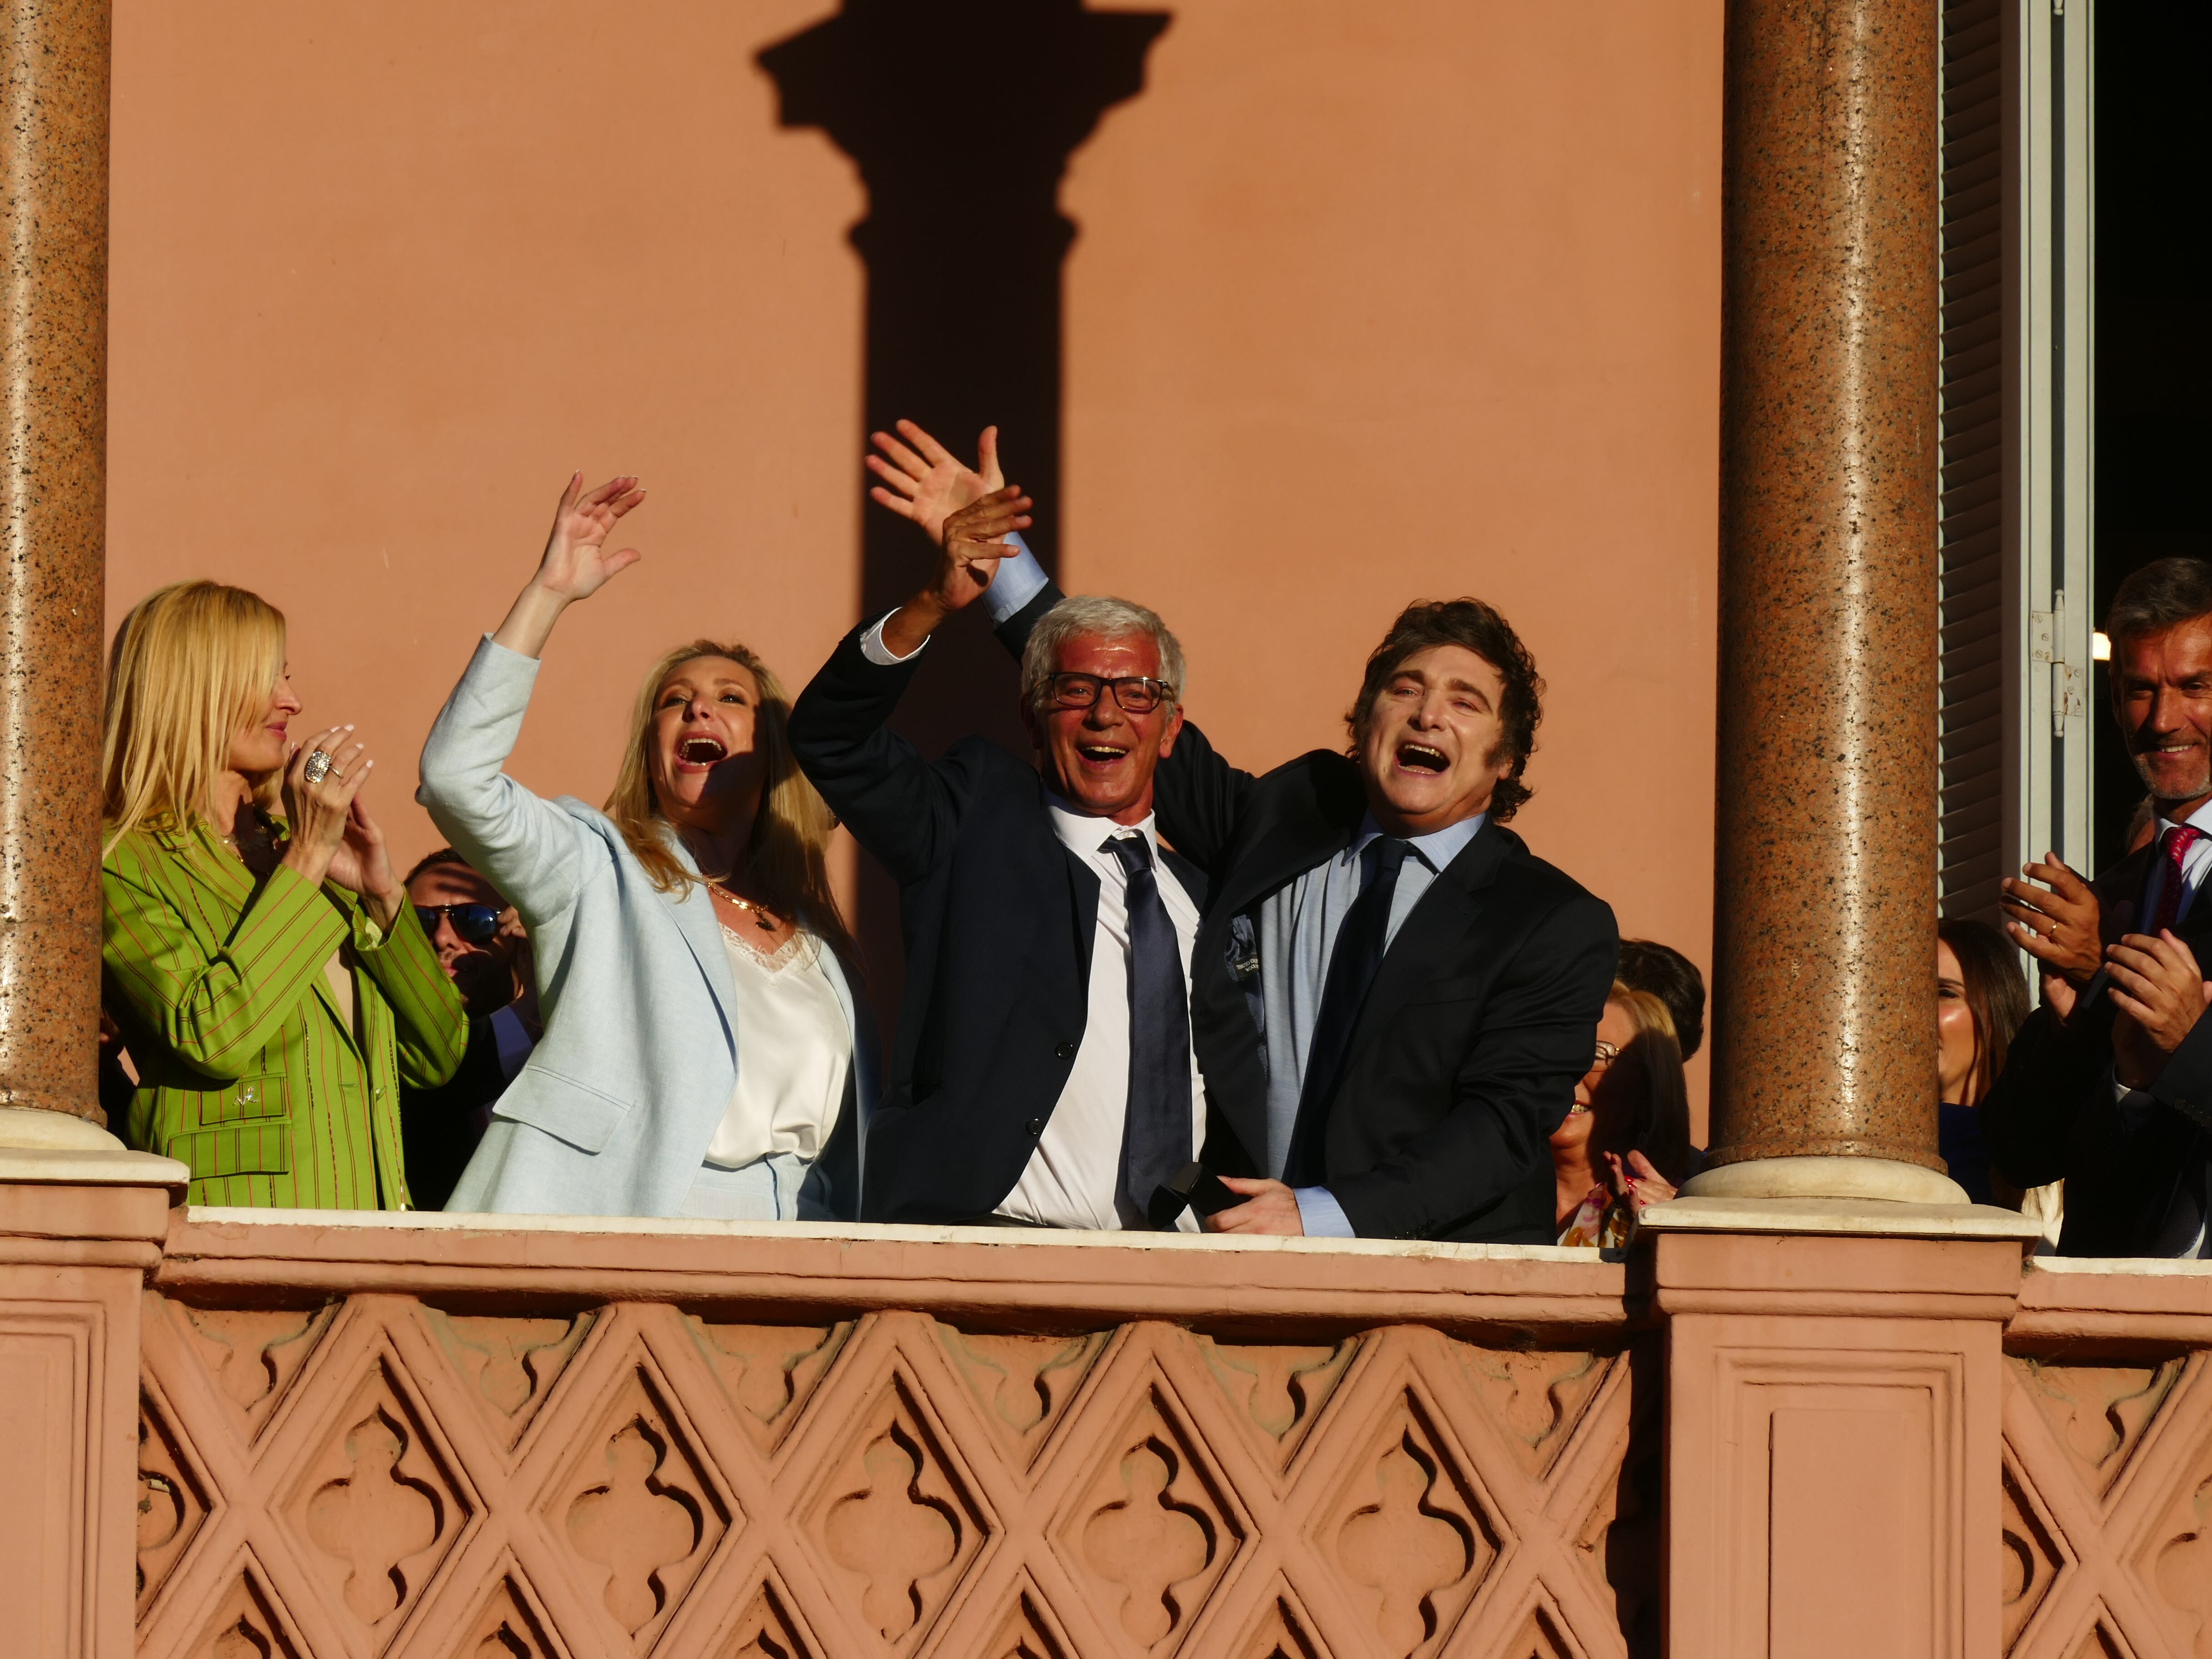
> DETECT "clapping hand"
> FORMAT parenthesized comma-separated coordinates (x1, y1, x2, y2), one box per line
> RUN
(2002, 854, 2105, 986)
(867, 421, 1005, 547)
(2107, 929, 2212, 1086)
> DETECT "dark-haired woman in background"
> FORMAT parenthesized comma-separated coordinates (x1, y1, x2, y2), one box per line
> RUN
(1936, 917, 2035, 1211)
(1553, 983, 1694, 1246)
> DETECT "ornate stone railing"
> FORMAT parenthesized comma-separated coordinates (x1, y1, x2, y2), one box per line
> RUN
(12, 1160, 2212, 1659)
(1997, 1260, 2212, 1659)
(133, 1212, 1653, 1659)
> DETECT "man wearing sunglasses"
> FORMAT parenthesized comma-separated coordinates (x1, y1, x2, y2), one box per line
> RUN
(790, 457, 1209, 1231)
(398, 849, 541, 1209)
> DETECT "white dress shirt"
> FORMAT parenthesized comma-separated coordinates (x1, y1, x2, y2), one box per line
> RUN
(705, 928, 854, 1169)
(996, 804, 1208, 1231)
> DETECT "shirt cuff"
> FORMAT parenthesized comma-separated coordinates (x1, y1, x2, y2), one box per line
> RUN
(982, 535, 1048, 623)
(1293, 1186, 1355, 1237)
(858, 612, 926, 666)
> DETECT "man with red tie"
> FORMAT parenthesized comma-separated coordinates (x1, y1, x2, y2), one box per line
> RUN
(1987, 558, 2212, 1255)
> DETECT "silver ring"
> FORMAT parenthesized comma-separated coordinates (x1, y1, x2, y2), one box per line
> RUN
(302, 750, 334, 784)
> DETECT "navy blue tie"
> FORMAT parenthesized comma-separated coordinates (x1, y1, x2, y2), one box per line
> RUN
(1108, 834, 1191, 1225)
(1285, 837, 1413, 1186)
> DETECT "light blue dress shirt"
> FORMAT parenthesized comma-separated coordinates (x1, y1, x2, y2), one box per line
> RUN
(1259, 815, 1487, 1235)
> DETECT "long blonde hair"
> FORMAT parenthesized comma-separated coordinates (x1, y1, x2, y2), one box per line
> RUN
(1609, 981, 1693, 1184)
(605, 641, 856, 966)
(102, 581, 287, 851)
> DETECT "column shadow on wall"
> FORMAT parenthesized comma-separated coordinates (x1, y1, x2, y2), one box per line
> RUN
(760, 0, 1171, 1003)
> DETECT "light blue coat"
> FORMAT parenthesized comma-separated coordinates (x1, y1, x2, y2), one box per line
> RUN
(416, 636, 876, 1218)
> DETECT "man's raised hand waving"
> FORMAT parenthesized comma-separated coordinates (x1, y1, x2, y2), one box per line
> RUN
(877, 475, 1033, 659)
(866, 420, 1006, 548)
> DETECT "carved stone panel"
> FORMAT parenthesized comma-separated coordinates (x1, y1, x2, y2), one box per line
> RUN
(456, 1573, 562, 1659)
(1193, 1337, 1357, 1476)
(191, 1570, 303, 1659)
(691, 1320, 854, 1458)
(168, 1301, 337, 1446)
(1057, 1380, 1245, 1654)
(284, 1357, 470, 1649)
(137, 1384, 213, 1616)
(939, 1327, 1109, 1473)
(426, 1310, 596, 1455)
(720, 1579, 817, 1659)
(1453, 1346, 1614, 1480)
(1314, 1388, 1495, 1659)
(804, 1369, 991, 1654)
(545, 1357, 734, 1650)
(2012, 1358, 2185, 1504)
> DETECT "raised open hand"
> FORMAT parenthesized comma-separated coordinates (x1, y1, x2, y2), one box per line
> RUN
(532, 472, 646, 602)
(866, 421, 1005, 547)
(2107, 929, 2212, 1086)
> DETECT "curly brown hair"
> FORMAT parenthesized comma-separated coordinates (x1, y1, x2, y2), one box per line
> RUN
(1346, 598, 1545, 821)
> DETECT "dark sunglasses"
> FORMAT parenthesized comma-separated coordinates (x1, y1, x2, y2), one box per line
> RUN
(415, 903, 501, 943)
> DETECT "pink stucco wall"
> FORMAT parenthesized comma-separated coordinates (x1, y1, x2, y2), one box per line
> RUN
(104, 0, 1722, 1126)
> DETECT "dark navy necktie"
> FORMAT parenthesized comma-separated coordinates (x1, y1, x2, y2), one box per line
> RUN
(1285, 836, 1413, 1186)
(1108, 833, 1192, 1225)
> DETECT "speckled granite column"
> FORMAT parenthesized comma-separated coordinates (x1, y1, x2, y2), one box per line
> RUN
(0, 0, 107, 1128)
(1694, 0, 1947, 1194)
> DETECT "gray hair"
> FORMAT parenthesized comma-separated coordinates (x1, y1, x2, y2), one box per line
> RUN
(1019, 594, 1187, 713)
(2106, 557, 2212, 650)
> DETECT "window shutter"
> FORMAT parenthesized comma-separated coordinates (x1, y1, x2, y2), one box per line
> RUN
(1937, 0, 2006, 921)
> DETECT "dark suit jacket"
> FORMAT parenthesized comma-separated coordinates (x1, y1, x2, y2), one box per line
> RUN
(1982, 840, 2212, 1255)
(999, 585, 1619, 1243)
(788, 613, 1207, 1225)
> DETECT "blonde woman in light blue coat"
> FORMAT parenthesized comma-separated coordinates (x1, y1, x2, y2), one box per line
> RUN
(417, 473, 876, 1220)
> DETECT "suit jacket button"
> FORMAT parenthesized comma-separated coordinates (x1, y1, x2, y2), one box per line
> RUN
(1055, 1041, 1076, 1059)
(1026, 1117, 1044, 1136)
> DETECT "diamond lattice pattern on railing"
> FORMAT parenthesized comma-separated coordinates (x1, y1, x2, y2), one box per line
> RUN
(134, 1291, 1654, 1659)
(1999, 1351, 2212, 1658)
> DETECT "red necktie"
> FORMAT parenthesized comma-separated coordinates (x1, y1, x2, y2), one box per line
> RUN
(2151, 825, 2207, 933)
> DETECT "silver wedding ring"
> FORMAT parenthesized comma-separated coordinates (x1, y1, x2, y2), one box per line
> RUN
(303, 749, 335, 784)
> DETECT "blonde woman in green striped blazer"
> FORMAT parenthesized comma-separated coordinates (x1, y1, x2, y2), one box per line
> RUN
(100, 582, 467, 1208)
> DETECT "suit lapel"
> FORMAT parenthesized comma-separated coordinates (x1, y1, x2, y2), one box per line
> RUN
(658, 830, 746, 1054)
(171, 820, 371, 1057)
(1353, 822, 1511, 1041)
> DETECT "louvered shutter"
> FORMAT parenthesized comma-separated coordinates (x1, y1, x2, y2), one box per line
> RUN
(1937, 0, 2007, 921)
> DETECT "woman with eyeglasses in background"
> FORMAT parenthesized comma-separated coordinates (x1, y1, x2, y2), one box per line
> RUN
(1552, 982, 1694, 1246)
(417, 474, 875, 1220)
(100, 581, 467, 1207)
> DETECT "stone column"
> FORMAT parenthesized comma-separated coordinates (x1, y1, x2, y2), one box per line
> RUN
(1689, 0, 1956, 1202)
(0, 0, 111, 1143)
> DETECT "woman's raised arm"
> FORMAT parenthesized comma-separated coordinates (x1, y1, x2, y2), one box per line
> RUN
(491, 471, 647, 658)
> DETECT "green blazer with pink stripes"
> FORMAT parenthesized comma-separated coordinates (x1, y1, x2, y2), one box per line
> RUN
(101, 819, 467, 1209)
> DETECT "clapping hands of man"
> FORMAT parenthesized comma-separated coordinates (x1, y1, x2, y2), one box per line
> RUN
(867, 422, 1033, 657)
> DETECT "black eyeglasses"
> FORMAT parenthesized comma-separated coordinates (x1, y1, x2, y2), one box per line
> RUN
(1045, 672, 1173, 714)
(415, 903, 501, 943)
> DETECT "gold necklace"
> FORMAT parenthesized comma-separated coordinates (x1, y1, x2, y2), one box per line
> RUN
(711, 882, 779, 931)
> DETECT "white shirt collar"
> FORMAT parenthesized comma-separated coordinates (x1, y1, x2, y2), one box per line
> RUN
(1045, 793, 1160, 859)
(1350, 810, 1486, 872)
(2157, 798, 2212, 842)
